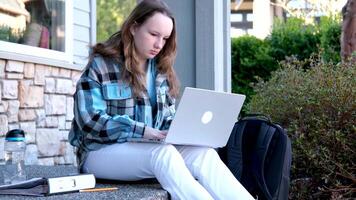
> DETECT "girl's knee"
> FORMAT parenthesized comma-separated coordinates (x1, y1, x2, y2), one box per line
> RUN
(204, 148, 219, 158)
(195, 147, 219, 160)
(152, 144, 180, 161)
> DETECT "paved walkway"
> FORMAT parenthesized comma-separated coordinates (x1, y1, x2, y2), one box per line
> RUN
(0, 165, 168, 200)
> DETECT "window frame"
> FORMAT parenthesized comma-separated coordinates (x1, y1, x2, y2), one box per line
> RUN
(0, 0, 73, 64)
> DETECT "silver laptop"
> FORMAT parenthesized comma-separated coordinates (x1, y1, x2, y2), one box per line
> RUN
(128, 87, 245, 148)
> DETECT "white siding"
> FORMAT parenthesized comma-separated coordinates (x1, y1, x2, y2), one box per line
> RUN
(74, 9, 90, 27)
(72, 0, 94, 67)
(74, 25, 90, 43)
(74, 0, 90, 12)
(73, 55, 88, 66)
(73, 40, 89, 57)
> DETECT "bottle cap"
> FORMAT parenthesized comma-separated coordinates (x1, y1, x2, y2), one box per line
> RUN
(5, 129, 25, 141)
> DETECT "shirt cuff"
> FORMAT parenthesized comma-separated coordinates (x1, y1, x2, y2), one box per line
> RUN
(132, 121, 145, 138)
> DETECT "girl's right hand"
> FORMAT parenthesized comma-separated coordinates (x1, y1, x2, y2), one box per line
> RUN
(143, 126, 168, 139)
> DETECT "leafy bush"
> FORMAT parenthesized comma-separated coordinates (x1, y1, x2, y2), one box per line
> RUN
(266, 17, 320, 62)
(0, 26, 23, 43)
(231, 35, 277, 110)
(246, 55, 356, 199)
(230, 16, 342, 114)
(319, 16, 342, 63)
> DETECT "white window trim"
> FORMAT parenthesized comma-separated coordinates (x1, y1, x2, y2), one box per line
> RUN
(0, 0, 73, 64)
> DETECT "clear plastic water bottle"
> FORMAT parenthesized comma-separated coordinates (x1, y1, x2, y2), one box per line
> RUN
(3, 129, 26, 184)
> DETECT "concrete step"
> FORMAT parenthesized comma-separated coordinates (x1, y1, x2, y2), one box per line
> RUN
(0, 165, 169, 200)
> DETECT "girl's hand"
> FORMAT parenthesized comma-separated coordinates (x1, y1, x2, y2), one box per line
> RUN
(143, 126, 168, 139)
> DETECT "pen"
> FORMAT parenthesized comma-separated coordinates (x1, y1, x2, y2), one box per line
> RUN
(79, 187, 118, 192)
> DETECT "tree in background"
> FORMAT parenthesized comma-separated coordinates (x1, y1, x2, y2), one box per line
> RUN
(272, 0, 347, 23)
(97, 0, 136, 42)
(341, 0, 356, 61)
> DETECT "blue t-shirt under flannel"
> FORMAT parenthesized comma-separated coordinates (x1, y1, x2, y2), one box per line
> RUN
(146, 59, 157, 126)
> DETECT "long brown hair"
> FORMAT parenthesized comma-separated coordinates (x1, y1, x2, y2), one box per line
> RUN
(90, 0, 179, 98)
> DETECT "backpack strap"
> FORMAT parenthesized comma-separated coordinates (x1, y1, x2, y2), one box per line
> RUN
(242, 113, 272, 123)
(226, 120, 247, 181)
(253, 122, 276, 200)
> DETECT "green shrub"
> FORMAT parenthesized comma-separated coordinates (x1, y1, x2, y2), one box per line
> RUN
(231, 35, 277, 111)
(247, 55, 356, 199)
(0, 25, 24, 43)
(319, 16, 342, 63)
(266, 17, 320, 62)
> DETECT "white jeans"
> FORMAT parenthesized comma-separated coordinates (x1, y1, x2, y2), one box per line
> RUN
(83, 142, 254, 200)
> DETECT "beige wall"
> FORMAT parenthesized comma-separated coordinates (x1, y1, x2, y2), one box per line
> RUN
(0, 59, 80, 166)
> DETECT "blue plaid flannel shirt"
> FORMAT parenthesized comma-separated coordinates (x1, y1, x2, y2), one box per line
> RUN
(68, 55, 176, 169)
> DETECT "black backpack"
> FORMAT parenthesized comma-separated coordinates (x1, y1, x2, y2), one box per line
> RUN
(219, 114, 292, 200)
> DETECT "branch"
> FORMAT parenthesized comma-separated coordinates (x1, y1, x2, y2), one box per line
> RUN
(270, 1, 294, 15)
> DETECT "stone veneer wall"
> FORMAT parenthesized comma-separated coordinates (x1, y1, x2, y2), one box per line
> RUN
(0, 59, 82, 166)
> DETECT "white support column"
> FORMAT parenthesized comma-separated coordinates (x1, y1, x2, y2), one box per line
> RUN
(196, 0, 230, 92)
(223, 0, 231, 92)
(213, 0, 224, 92)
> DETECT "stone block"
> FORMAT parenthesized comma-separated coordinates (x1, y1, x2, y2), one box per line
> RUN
(66, 97, 74, 120)
(6, 60, 24, 73)
(45, 116, 58, 128)
(8, 123, 19, 130)
(19, 121, 36, 143)
(56, 78, 73, 94)
(0, 115, 8, 136)
(59, 130, 68, 141)
(2, 101, 8, 111)
(0, 59, 5, 78)
(19, 80, 44, 108)
(2, 80, 18, 99)
(51, 67, 59, 76)
(35, 109, 46, 127)
(36, 128, 61, 156)
(71, 70, 81, 85)
(65, 121, 72, 130)
(64, 142, 75, 164)
(6, 73, 24, 79)
(25, 144, 38, 165)
(34, 64, 46, 85)
(24, 63, 35, 78)
(45, 95, 66, 115)
(54, 156, 66, 165)
(7, 100, 19, 123)
(0, 137, 4, 161)
(58, 116, 66, 130)
(45, 77, 55, 93)
(38, 157, 54, 166)
(0, 103, 5, 113)
(19, 109, 36, 121)
(59, 141, 66, 155)
(44, 65, 52, 76)
(59, 68, 71, 78)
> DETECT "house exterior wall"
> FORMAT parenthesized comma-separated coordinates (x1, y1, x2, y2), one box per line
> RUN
(164, 0, 196, 93)
(0, 0, 230, 166)
(0, 1, 95, 166)
(73, 0, 95, 65)
(0, 59, 79, 165)
(165, 0, 231, 93)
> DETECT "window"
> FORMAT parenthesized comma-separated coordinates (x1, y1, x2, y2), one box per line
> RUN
(246, 13, 253, 22)
(230, 14, 243, 22)
(0, 0, 72, 62)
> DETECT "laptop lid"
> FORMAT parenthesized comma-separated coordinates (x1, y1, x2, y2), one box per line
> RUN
(165, 87, 245, 148)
